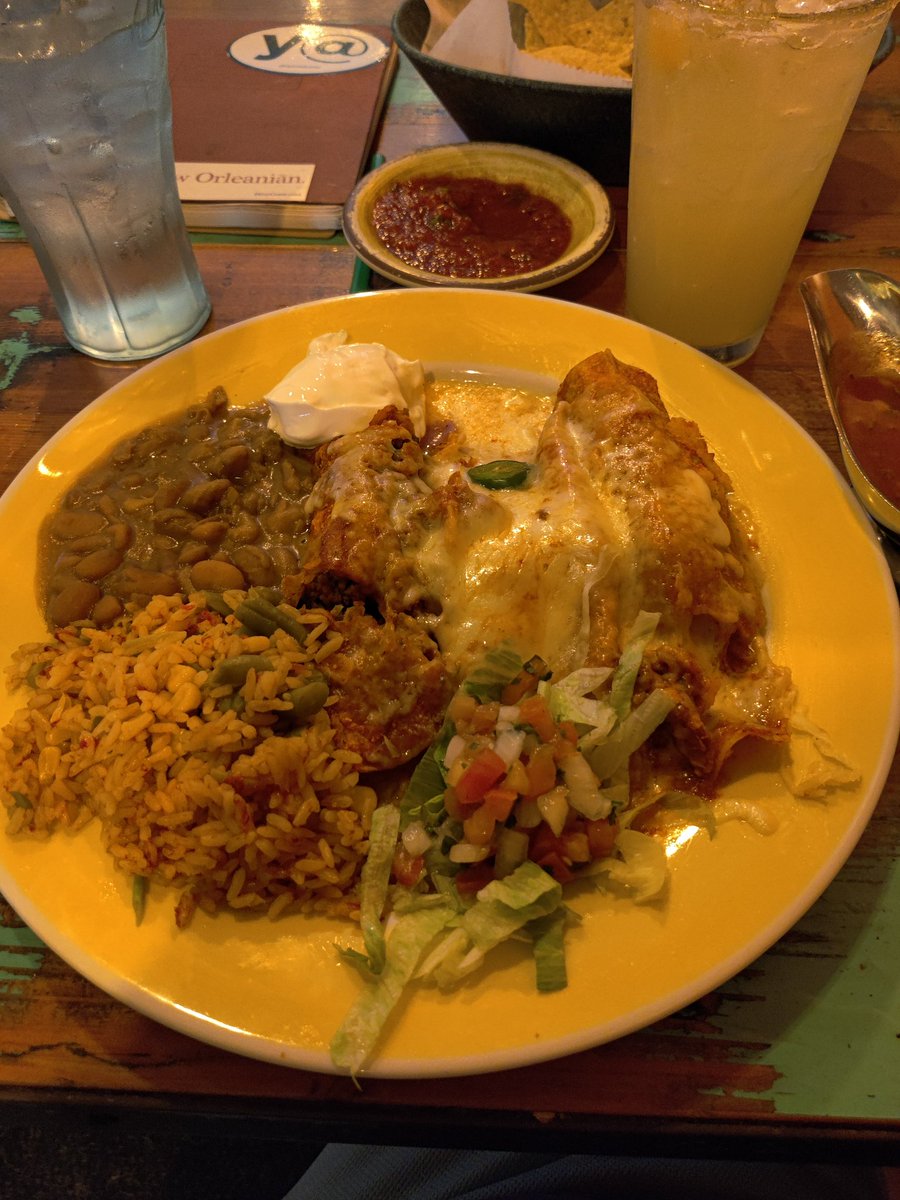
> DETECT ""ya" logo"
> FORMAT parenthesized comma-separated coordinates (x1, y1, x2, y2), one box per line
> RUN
(229, 25, 389, 76)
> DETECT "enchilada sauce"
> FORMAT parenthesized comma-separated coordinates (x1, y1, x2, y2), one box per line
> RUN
(371, 174, 572, 279)
(835, 372, 900, 508)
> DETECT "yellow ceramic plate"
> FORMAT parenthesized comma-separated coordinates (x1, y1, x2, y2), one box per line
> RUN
(0, 290, 897, 1078)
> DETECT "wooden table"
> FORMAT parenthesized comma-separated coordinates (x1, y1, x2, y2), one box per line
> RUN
(0, 3, 898, 1196)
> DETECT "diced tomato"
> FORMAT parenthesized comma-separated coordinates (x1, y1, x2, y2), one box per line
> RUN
(454, 862, 495, 895)
(523, 743, 557, 798)
(532, 848, 574, 884)
(482, 786, 518, 822)
(392, 846, 425, 887)
(455, 747, 507, 807)
(518, 694, 557, 743)
(527, 825, 572, 881)
(586, 818, 618, 860)
(557, 721, 579, 747)
(500, 655, 550, 704)
(530, 822, 565, 863)
(551, 734, 578, 763)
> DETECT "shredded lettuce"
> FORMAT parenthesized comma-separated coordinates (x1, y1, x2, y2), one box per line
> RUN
(593, 828, 668, 902)
(608, 611, 660, 720)
(330, 899, 457, 1075)
(462, 642, 524, 702)
(421, 861, 565, 989)
(356, 804, 401, 974)
(399, 742, 448, 827)
(540, 667, 614, 730)
(528, 908, 568, 993)
(584, 689, 676, 782)
(781, 711, 860, 798)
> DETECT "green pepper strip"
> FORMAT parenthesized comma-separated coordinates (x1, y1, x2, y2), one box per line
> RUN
(288, 680, 329, 722)
(132, 876, 148, 926)
(202, 591, 233, 618)
(209, 654, 274, 687)
(467, 460, 533, 490)
(240, 596, 309, 645)
(233, 604, 278, 637)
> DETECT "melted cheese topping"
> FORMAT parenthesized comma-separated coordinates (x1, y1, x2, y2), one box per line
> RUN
(416, 380, 617, 673)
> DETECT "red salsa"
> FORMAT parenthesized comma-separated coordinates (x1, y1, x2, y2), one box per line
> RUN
(371, 174, 572, 279)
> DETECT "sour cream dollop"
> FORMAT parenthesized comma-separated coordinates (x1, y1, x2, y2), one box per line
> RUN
(265, 330, 427, 447)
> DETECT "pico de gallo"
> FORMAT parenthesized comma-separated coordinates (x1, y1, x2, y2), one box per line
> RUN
(331, 621, 681, 1075)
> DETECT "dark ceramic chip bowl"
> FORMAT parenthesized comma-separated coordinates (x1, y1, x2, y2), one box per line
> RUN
(392, 0, 633, 187)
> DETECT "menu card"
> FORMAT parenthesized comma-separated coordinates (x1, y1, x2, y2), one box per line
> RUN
(167, 16, 397, 235)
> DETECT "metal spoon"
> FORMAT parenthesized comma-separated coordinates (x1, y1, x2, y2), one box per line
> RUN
(799, 267, 900, 589)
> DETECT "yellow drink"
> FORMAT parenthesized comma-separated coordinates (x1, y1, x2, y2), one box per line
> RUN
(625, 0, 893, 365)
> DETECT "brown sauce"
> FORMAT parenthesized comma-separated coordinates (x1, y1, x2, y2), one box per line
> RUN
(40, 388, 316, 628)
(371, 174, 572, 279)
(835, 372, 900, 508)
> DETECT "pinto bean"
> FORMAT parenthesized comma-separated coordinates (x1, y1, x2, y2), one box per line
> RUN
(107, 566, 181, 598)
(190, 559, 245, 591)
(48, 580, 101, 626)
(107, 522, 134, 551)
(74, 546, 125, 581)
(46, 510, 108, 540)
(153, 478, 189, 509)
(210, 445, 250, 479)
(181, 479, 230, 514)
(90, 594, 124, 626)
(229, 512, 261, 545)
(231, 545, 277, 587)
(178, 541, 211, 566)
(190, 519, 228, 545)
(152, 507, 195, 537)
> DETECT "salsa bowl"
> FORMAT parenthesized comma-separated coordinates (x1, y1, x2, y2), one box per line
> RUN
(342, 142, 614, 292)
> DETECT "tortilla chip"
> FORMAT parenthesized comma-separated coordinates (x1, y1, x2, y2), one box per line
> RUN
(520, 0, 597, 45)
(517, 0, 633, 77)
(528, 44, 612, 72)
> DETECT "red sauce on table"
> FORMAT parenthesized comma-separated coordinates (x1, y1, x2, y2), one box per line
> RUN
(836, 372, 900, 507)
(371, 174, 572, 279)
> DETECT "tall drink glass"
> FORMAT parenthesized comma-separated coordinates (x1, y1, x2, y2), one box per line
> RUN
(625, 0, 894, 367)
(0, 0, 210, 362)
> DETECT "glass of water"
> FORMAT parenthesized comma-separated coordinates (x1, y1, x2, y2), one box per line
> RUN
(0, 0, 211, 362)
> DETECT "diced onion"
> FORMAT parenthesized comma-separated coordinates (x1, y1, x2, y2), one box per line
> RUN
(493, 728, 526, 767)
(443, 734, 466, 770)
(449, 842, 492, 863)
(498, 705, 520, 724)
(402, 820, 433, 857)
